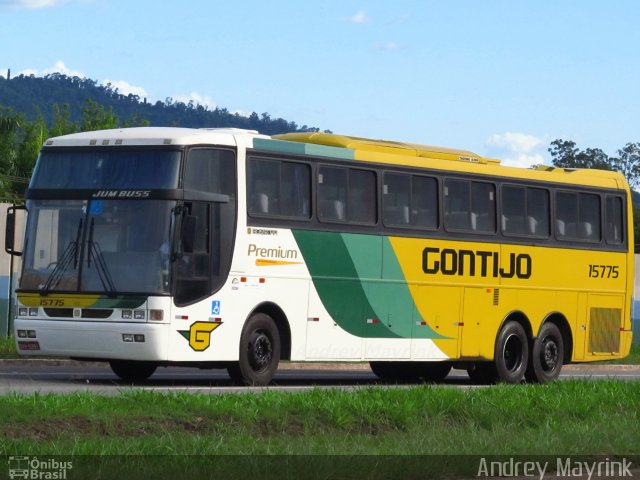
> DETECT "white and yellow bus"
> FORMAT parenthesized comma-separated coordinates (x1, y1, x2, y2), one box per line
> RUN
(6, 127, 634, 384)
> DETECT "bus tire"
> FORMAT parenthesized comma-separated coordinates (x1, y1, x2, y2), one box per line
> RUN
(109, 360, 157, 382)
(419, 362, 452, 382)
(526, 322, 564, 383)
(227, 313, 280, 386)
(369, 362, 421, 381)
(494, 321, 529, 384)
(466, 362, 498, 384)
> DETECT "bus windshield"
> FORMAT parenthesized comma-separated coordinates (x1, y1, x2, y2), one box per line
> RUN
(30, 149, 181, 189)
(20, 199, 175, 295)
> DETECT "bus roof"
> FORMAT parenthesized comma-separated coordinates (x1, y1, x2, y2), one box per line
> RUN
(270, 132, 629, 191)
(275, 132, 500, 164)
(42, 127, 267, 148)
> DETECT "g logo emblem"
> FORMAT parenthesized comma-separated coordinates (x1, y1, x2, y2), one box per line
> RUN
(179, 321, 222, 351)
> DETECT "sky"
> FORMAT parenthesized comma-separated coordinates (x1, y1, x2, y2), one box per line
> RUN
(1, 0, 639, 168)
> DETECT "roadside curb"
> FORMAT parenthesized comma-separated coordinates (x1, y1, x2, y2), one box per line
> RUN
(0, 358, 638, 371)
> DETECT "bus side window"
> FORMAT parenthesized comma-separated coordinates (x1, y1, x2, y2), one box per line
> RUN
(318, 167, 347, 222)
(348, 169, 376, 224)
(470, 182, 495, 233)
(248, 159, 279, 216)
(501, 186, 526, 235)
(556, 192, 578, 239)
(444, 179, 470, 230)
(280, 162, 311, 218)
(411, 175, 438, 229)
(556, 192, 600, 242)
(185, 148, 236, 196)
(383, 173, 410, 226)
(579, 193, 601, 241)
(606, 196, 624, 244)
(527, 188, 550, 237)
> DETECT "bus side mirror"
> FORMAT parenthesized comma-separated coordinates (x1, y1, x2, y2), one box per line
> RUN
(5, 205, 26, 257)
(181, 215, 197, 254)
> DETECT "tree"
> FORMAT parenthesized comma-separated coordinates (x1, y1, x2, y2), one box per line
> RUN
(49, 104, 77, 137)
(548, 139, 612, 170)
(611, 143, 640, 190)
(0, 112, 21, 201)
(81, 99, 118, 131)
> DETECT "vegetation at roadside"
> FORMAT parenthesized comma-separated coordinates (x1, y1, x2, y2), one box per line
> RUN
(1, 381, 638, 457)
(0, 336, 18, 358)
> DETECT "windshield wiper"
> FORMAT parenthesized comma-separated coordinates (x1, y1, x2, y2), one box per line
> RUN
(86, 217, 116, 295)
(42, 218, 82, 294)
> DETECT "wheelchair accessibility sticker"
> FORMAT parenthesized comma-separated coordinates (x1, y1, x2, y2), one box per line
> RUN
(211, 300, 221, 315)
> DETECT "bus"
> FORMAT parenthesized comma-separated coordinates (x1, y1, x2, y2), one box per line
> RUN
(5, 127, 634, 385)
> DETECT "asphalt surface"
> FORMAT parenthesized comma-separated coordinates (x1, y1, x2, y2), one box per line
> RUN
(0, 359, 637, 395)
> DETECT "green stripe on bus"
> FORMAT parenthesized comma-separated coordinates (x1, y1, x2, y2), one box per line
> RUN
(292, 230, 444, 339)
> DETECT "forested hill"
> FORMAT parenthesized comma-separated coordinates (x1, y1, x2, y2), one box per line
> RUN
(0, 73, 321, 134)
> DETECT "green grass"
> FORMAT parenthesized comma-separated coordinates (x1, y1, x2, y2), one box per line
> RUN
(0, 335, 19, 358)
(599, 343, 640, 364)
(1, 381, 638, 456)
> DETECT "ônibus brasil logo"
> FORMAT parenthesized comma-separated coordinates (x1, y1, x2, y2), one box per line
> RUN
(8, 456, 73, 479)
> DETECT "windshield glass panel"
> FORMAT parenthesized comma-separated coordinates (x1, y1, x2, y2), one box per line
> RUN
(21, 199, 175, 295)
(30, 149, 181, 189)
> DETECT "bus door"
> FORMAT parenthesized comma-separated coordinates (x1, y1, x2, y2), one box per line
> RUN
(459, 287, 499, 359)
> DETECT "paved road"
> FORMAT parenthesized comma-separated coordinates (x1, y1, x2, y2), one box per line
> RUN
(0, 360, 637, 395)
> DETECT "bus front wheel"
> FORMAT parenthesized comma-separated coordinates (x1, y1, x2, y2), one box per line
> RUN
(526, 322, 564, 383)
(227, 313, 280, 386)
(109, 360, 157, 382)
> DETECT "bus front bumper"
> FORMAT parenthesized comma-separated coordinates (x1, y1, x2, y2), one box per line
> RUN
(13, 319, 169, 361)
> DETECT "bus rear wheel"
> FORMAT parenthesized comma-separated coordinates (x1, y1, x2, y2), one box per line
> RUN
(109, 360, 157, 382)
(526, 322, 564, 383)
(227, 313, 280, 386)
(494, 321, 529, 384)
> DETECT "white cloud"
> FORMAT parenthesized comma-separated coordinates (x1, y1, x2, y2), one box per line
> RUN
(486, 132, 549, 168)
(17, 60, 86, 78)
(344, 10, 369, 24)
(0, 0, 71, 10)
(173, 92, 216, 110)
(102, 79, 148, 98)
(375, 42, 400, 50)
(232, 110, 251, 118)
(44, 60, 85, 77)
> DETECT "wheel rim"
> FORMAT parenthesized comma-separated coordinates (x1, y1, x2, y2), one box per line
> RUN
(540, 336, 559, 372)
(248, 330, 273, 372)
(503, 333, 524, 372)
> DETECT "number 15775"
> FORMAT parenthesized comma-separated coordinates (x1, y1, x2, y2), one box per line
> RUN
(588, 264, 619, 278)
